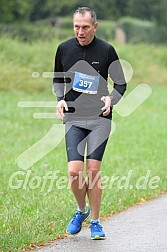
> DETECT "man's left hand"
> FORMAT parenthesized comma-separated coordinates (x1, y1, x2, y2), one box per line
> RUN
(101, 96, 111, 116)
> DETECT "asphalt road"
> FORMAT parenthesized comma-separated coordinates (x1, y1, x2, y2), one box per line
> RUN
(37, 194, 167, 252)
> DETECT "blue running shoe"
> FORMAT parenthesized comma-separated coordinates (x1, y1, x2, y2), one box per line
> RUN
(66, 207, 90, 235)
(89, 221, 106, 240)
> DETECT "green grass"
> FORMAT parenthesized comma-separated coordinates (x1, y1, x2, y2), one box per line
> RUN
(0, 37, 167, 251)
(0, 84, 167, 251)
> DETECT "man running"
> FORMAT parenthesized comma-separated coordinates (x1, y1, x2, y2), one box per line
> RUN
(53, 7, 126, 240)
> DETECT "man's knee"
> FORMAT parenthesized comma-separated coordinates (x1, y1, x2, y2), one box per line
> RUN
(87, 169, 100, 180)
(68, 167, 83, 177)
(86, 163, 101, 180)
(68, 161, 84, 177)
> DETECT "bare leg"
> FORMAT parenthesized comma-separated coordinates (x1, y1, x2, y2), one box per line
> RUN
(68, 160, 87, 208)
(86, 159, 102, 220)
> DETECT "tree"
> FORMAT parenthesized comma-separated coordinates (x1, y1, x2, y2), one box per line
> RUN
(127, 0, 167, 25)
(0, 0, 32, 22)
(0, 0, 167, 26)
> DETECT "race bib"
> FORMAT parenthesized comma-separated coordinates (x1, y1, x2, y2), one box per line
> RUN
(72, 71, 100, 94)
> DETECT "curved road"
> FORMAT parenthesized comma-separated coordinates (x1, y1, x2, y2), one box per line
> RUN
(37, 194, 167, 252)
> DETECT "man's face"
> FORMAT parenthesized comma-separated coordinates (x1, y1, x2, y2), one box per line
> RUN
(73, 12, 98, 46)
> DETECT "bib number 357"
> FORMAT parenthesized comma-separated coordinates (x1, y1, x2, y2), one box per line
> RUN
(73, 71, 100, 94)
(79, 80, 92, 88)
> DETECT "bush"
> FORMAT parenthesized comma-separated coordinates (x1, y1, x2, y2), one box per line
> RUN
(154, 25, 167, 43)
(118, 17, 156, 43)
(57, 17, 73, 29)
(118, 16, 167, 44)
(96, 20, 116, 40)
(1, 17, 167, 44)
(0, 21, 74, 42)
(0, 22, 57, 42)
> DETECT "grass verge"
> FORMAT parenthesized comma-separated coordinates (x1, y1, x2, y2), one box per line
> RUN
(0, 84, 167, 251)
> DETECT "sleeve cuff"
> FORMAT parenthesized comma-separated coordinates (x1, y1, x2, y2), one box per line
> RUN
(57, 96, 64, 102)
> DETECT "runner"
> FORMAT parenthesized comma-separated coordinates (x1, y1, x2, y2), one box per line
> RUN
(53, 7, 126, 240)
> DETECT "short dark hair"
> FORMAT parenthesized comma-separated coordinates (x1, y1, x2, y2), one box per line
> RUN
(73, 7, 97, 24)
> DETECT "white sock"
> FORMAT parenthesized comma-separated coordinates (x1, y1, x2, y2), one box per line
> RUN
(91, 219, 99, 223)
(77, 204, 87, 212)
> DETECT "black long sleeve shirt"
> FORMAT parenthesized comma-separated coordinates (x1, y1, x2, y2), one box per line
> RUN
(53, 36, 126, 121)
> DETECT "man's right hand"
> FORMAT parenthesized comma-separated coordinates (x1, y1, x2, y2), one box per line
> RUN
(56, 100, 68, 120)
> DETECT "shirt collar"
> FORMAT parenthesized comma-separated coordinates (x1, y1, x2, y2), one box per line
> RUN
(75, 36, 96, 48)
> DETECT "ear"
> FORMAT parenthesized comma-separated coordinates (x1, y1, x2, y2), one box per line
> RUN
(93, 22, 98, 32)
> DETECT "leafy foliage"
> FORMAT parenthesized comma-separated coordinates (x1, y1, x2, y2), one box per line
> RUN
(0, 0, 167, 25)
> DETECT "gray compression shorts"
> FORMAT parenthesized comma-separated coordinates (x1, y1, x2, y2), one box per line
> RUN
(65, 117, 111, 162)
